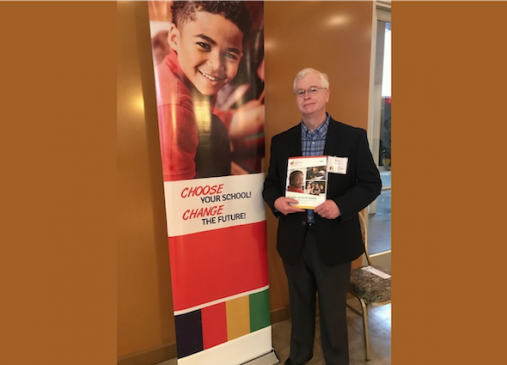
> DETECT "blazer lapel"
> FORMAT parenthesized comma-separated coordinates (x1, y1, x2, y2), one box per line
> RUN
(286, 123, 302, 157)
(324, 118, 344, 156)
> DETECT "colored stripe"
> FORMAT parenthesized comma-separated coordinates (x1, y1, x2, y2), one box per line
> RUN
(177, 327, 272, 365)
(201, 302, 227, 350)
(174, 285, 269, 315)
(292, 205, 320, 209)
(226, 296, 250, 341)
(249, 289, 271, 332)
(244, 132, 265, 141)
(176, 290, 272, 352)
(174, 310, 203, 359)
(169, 221, 269, 311)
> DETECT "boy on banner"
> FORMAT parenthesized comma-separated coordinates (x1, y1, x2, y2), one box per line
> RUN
(155, 1, 251, 180)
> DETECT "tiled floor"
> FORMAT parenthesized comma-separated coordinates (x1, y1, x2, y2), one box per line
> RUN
(270, 299, 391, 365)
(156, 300, 391, 365)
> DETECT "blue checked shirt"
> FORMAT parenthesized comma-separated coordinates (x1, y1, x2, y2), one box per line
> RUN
(301, 113, 330, 223)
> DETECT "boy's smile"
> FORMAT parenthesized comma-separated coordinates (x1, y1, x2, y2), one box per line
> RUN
(169, 11, 244, 96)
(198, 69, 226, 82)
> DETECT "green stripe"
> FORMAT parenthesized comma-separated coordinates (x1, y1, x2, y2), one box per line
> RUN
(249, 289, 270, 332)
(244, 132, 265, 141)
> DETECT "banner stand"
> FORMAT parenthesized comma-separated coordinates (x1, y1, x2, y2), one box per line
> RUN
(243, 349, 279, 365)
(148, 2, 272, 363)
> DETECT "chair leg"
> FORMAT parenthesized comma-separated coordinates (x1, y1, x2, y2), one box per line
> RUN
(358, 297, 371, 362)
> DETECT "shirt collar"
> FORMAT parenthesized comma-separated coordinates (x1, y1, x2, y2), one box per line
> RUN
(301, 113, 330, 139)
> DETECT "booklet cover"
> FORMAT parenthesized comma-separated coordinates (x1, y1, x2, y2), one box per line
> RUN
(285, 156, 328, 209)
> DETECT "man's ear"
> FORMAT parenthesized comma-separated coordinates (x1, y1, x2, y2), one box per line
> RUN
(168, 23, 180, 52)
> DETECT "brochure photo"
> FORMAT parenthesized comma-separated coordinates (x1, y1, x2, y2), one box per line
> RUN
(286, 156, 328, 209)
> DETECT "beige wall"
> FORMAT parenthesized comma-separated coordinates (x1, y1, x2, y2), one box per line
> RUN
(117, 1, 374, 363)
(117, 2, 176, 362)
(264, 1, 374, 135)
(263, 1, 374, 312)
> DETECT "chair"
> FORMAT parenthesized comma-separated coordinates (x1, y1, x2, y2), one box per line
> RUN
(347, 213, 391, 361)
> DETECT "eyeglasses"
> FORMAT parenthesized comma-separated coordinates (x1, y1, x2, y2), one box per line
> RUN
(295, 86, 327, 98)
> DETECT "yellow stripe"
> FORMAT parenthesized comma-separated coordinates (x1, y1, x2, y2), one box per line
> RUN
(226, 295, 250, 341)
(292, 205, 316, 210)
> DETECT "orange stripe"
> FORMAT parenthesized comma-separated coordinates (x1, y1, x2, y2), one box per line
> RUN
(226, 296, 250, 341)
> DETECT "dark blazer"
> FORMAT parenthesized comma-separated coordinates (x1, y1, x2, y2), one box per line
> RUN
(263, 118, 382, 266)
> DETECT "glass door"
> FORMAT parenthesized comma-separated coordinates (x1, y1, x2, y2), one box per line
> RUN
(368, 7, 391, 257)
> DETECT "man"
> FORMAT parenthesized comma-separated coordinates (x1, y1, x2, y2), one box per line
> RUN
(263, 68, 381, 365)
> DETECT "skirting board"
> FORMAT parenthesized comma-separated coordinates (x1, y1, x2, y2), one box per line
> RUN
(118, 307, 289, 365)
(117, 343, 176, 365)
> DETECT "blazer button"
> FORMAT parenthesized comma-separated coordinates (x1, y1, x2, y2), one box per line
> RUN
(302, 221, 306, 226)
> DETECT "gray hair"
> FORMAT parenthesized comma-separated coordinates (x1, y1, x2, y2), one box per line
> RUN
(293, 68, 330, 92)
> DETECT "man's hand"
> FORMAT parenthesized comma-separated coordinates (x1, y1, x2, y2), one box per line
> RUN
(314, 200, 341, 219)
(274, 197, 305, 215)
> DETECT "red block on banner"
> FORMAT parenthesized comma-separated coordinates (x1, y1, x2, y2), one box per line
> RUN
(169, 221, 268, 311)
(201, 302, 228, 349)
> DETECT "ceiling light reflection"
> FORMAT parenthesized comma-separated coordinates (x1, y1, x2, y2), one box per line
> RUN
(327, 15, 349, 27)
(264, 39, 276, 51)
(133, 94, 145, 115)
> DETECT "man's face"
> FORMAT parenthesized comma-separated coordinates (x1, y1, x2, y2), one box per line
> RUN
(169, 12, 244, 96)
(295, 72, 330, 117)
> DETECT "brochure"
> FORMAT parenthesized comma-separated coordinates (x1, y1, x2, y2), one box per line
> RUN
(285, 155, 348, 209)
(285, 156, 327, 209)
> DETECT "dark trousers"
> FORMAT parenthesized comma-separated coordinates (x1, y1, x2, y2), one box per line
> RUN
(283, 228, 351, 365)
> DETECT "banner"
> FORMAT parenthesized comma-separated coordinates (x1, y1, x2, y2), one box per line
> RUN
(148, 2, 275, 364)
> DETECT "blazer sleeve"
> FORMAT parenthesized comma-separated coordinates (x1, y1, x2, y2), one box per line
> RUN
(333, 129, 382, 220)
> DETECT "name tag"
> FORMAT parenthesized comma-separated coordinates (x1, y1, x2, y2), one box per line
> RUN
(327, 156, 348, 174)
